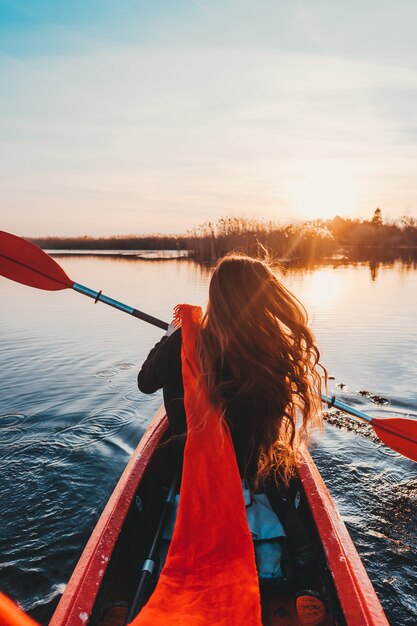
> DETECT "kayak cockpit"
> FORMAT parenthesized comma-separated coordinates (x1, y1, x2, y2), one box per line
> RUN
(87, 435, 340, 626)
(50, 407, 388, 626)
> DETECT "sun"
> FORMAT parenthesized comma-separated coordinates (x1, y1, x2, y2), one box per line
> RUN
(289, 162, 361, 221)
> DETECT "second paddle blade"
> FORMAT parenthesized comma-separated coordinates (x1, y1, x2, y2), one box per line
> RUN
(0, 231, 73, 291)
(372, 417, 417, 463)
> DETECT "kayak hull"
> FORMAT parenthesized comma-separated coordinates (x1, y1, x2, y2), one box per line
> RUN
(50, 407, 388, 626)
(297, 450, 388, 625)
(50, 407, 168, 626)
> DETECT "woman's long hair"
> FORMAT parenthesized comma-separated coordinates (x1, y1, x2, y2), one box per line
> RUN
(199, 253, 326, 489)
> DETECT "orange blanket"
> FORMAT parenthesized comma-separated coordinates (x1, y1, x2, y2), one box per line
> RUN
(133, 304, 262, 625)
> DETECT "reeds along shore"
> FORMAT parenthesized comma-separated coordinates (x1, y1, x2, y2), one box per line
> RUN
(30, 214, 417, 264)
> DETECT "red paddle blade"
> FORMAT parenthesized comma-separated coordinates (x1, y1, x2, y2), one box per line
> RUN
(371, 417, 417, 463)
(0, 592, 40, 626)
(0, 231, 73, 291)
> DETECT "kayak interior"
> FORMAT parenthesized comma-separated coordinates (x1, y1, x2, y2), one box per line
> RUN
(86, 436, 342, 625)
(50, 407, 388, 626)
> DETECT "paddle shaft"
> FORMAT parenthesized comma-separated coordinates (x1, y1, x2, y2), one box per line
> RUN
(73, 283, 168, 331)
(322, 394, 372, 424)
(125, 471, 180, 624)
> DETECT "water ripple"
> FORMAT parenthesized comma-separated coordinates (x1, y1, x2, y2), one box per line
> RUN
(0, 413, 30, 444)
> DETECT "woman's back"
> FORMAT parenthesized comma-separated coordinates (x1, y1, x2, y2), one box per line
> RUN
(138, 327, 260, 481)
(139, 253, 325, 490)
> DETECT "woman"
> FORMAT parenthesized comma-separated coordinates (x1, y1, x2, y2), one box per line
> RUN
(138, 253, 326, 625)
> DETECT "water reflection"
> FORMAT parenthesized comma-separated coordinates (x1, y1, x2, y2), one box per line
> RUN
(282, 254, 417, 287)
(46, 247, 417, 288)
(294, 269, 343, 309)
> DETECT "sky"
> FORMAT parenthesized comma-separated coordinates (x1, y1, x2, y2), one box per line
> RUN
(1, 1, 417, 236)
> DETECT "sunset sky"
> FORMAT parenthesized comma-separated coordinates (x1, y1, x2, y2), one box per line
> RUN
(1, 1, 417, 236)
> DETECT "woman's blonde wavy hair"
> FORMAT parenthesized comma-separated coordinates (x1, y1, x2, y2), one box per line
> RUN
(198, 253, 326, 489)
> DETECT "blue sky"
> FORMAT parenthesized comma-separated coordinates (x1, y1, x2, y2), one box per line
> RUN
(1, 1, 417, 235)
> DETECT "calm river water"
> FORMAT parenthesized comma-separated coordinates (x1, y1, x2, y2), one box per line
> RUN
(0, 255, 416, 625)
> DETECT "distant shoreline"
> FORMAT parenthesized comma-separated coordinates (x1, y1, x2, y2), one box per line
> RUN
(46, 247, 417, 274)
(29, 215, 417, 264)
(47, 249, 190, 260)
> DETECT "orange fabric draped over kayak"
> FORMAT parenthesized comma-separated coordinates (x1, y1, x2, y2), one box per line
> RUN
(133, 304, 262, 626)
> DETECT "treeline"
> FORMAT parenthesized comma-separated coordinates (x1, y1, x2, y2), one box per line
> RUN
(29, 220, 337, 261)
(30, 210, 417, 263)
(188, 217, 336, 262)
(326, 212, 417, 247)
(31, 235, 188, 250)
(186, 212, 417, 262)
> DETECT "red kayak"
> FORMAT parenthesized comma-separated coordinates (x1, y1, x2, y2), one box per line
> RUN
(49, 406, 389, 626)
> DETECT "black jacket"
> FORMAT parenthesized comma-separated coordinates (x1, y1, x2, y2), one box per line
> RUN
(137, 329, 257, 479)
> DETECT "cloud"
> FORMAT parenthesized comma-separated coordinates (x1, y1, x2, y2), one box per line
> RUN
(1, 9, 417, 234)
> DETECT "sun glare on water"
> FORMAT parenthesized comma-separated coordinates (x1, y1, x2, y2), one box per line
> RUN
(303, 270, 344, 310)
(289, 163, 361, 221)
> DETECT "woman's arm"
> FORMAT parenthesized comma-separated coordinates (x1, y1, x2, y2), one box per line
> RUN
(137, 328, 183, 394)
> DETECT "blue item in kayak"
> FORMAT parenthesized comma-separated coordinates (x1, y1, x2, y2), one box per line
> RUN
(243, 485, 286, 580)
(160, 485, 286, 581)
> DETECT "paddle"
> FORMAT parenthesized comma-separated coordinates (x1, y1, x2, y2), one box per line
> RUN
(1, 231, 416, 463)
(323, 394, 417, 463)
(0, 230, 168, 331)
(124, 469, 181, 624)
(0, 593, 40, 626)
